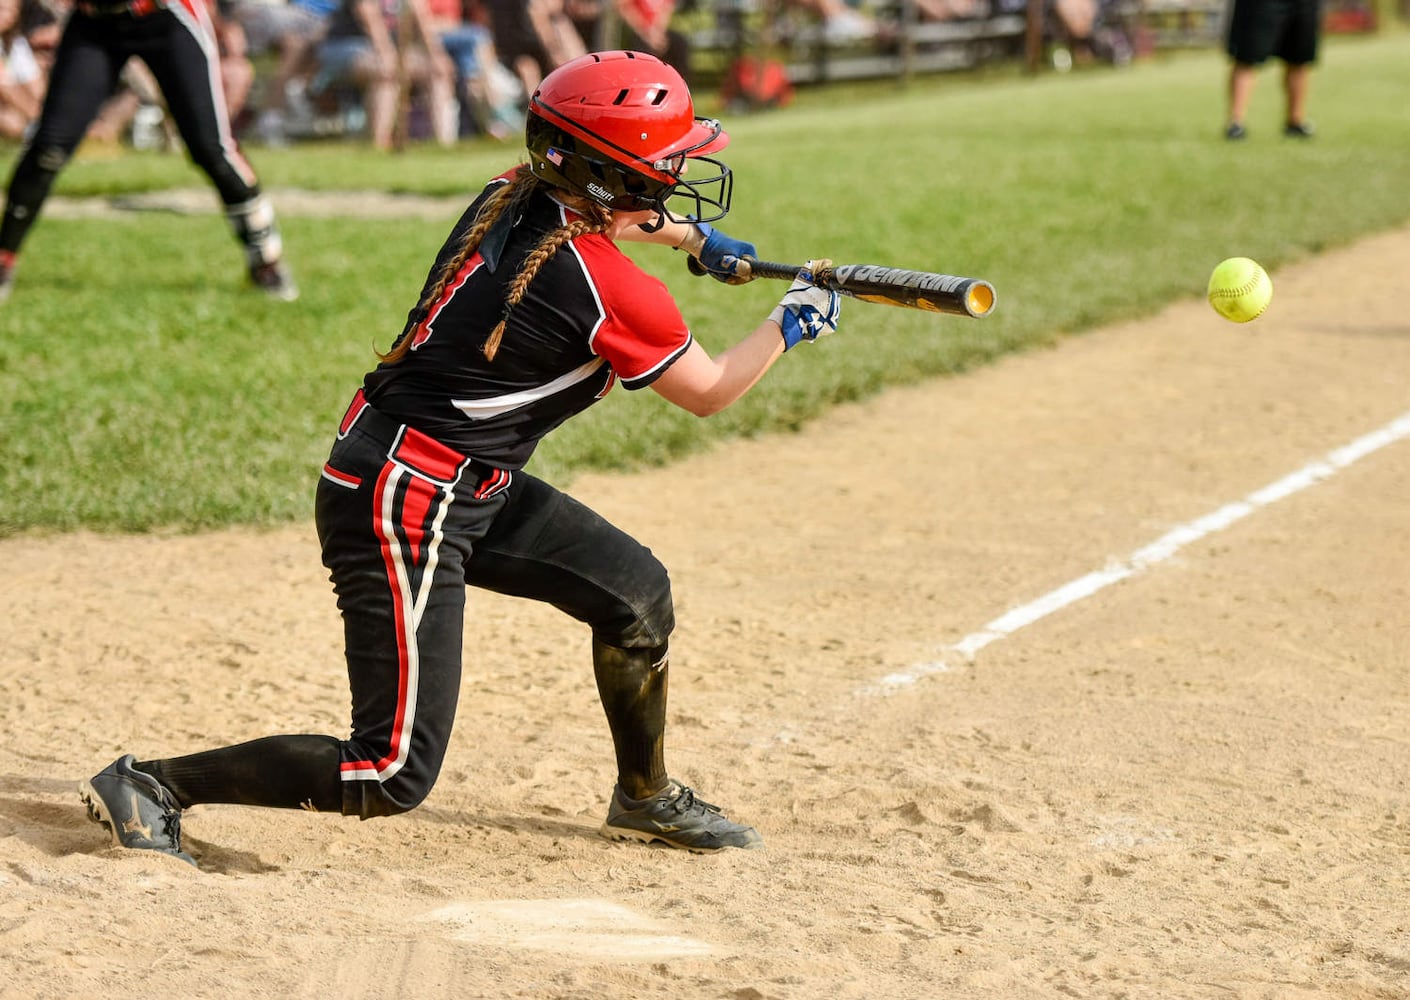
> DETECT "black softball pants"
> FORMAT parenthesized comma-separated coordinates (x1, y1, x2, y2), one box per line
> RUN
(316, 394, 676, 818)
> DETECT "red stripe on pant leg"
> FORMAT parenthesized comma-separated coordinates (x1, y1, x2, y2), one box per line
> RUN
(375, 467, 422, 775)
(371, 468, 441, 776)
(397, 471, 437, 584)
(341, 462, 415, 779)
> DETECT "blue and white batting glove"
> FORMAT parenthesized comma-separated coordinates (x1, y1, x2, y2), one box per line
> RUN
(696, 223, 757, 285)
(770, 265, 841, 351)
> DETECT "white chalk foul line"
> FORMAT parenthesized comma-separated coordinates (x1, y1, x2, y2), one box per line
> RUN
(867, 408, 1410, 696)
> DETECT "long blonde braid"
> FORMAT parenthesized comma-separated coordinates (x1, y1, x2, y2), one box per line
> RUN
(482, 213, 610, 360)
(379, 166, 612, 364)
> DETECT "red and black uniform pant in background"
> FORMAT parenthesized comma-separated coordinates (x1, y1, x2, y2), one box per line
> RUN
(1, 3, 260, 255)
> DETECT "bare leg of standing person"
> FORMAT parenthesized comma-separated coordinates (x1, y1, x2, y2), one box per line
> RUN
(1225, 62, 1256, 139)
(1283, 62, 1314, 136)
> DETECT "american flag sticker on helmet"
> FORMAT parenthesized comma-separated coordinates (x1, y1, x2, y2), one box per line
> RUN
(547, 148, 564, 166)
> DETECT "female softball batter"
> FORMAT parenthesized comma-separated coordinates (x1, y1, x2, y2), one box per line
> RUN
(0, 0, 296, 302)
(78, 49, 841, 864)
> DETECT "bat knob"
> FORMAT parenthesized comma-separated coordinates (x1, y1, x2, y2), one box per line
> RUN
(686, 253, 755, 285)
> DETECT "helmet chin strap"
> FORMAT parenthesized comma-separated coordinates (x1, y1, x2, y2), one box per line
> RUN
(638, 211, 668, 234)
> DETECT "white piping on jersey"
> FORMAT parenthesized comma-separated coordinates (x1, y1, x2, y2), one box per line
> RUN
(451, 356, 607, 421)
(567, 234, 610, 354)
(565, 208, 689, 387)
(625, 336, 692, 386)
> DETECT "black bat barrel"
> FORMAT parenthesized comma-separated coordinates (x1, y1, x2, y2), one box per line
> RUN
(830, 264, 995, 318)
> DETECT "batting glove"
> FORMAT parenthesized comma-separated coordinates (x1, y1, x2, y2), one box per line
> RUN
(696, 223, 757, 285)
(770, 264, 841, 351)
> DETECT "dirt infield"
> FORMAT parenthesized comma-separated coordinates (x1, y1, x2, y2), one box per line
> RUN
(2, 222, 1408, 999)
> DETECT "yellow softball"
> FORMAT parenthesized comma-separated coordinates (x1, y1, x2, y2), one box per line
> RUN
(1207, 257, 1272, 323)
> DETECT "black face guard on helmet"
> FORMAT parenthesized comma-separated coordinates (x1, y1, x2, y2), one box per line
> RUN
(525, 114, 733, 224)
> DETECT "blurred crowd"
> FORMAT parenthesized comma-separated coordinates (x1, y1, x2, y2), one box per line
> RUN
(0, 0, 1060, 150)
(0, 0, 708, 149)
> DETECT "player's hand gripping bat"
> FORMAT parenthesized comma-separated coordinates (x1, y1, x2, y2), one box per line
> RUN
(688, 255, 996, 318)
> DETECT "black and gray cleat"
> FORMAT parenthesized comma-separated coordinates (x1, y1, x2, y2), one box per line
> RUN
(78, 754, 196, 866)
(600, 781, 762, 853)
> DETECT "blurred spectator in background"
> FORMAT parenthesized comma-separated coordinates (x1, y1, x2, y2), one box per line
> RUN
(527, 0, 585, 63)
(214, 0, 256, 123)
(569, 0, 689, 80)
(0, 0, 45, 139)
(910, 0, 986, 18)
(1045, 0, 1130, 68)
(563, 0, 599, 47)
(483, 0, 582, 97)
(784, 0, 877, 44)
(230, 0, 337, 145)
(313, 0, 458, 149)
(18, 0, 60, 69)
(85, 61, 176, 148)
(424, 0, 522, 137)
(1223, 0, 1319, 139)
(1050, 0, 1094, 57)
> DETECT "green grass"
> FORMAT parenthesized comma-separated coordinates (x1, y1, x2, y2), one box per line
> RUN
(3, 34, 1409, 535)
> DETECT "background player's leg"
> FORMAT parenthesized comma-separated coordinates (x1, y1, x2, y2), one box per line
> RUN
(1226, 62, 1257, 136)
(1284, 62, 1311, 131)
(141, 6, 297, 298)
(0, 19, 123, 295)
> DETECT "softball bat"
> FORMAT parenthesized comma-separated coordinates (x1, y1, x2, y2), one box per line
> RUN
(689, 255, 996, 318)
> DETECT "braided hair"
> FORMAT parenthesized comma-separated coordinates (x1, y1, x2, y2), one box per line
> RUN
(379, 165, 613, 365)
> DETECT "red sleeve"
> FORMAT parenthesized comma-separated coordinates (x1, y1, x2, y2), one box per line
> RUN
(573, 235, 692, 390)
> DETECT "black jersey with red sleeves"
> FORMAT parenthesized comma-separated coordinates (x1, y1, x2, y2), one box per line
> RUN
(361, 178, 692, 470)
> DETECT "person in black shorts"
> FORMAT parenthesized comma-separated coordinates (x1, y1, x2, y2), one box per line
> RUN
(0, 0, 297, 302)
(1223, 0, 1321, 139)
(77, 49, 843, 865)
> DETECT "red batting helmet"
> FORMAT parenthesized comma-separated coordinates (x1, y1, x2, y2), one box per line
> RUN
(526, 51, 733, 222)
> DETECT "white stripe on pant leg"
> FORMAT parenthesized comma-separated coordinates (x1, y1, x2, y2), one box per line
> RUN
(340, 466, 422, 785)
